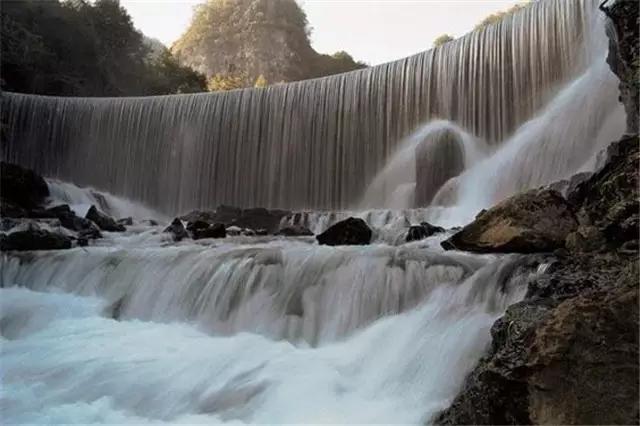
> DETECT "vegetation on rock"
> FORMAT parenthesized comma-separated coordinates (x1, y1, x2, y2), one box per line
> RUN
(433, 34, 455, 48)
(171, 0, 367, 90)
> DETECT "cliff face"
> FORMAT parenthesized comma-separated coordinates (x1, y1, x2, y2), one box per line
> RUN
(433, 3, 639, 423)
(171, 0, 366, 87)
(601, 0, 639, 133)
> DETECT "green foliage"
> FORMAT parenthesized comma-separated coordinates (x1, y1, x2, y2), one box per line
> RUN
(207, 73, 247, 91)
(1, 0, 206, 96)
(474, 2, 530, 30)
(433, 34, 455, 48)
(172, 0, 367, 90)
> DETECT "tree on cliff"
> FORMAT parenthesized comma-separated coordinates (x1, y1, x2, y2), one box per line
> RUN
(474, 2, 530, 30)
(433, 34, 455, 48)
(171, 0, 367, 90)
(1, 0, 206, 96)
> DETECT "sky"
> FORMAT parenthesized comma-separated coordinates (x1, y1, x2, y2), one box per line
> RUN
(120, 0, 521, 66)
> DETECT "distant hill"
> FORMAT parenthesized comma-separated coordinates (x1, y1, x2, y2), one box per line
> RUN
(171, 0, 367, 89)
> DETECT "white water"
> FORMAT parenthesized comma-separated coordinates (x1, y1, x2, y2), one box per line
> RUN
(1, 237, 537, 423)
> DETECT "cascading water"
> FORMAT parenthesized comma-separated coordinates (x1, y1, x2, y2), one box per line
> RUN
(3, 0, 600, 213)
(0, 0, 627, 424)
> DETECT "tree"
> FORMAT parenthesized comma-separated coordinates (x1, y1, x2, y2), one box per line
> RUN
(433, 34, 455, 48)
(474, 2, 530, 30)
(0, 0, 206, 96)
(207, 73, 247, 91)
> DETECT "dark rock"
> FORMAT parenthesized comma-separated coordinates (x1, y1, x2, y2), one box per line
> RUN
(0, 197, 27, 218)
(0, 228, 72, 251)
(192, 223, 226, 240)
(186, 220, 210, 233)
(117, 217, 133, 226)
(567, 135, 639, 248)
(1, 162, 49, 210)
(85, 205, 126, 232)
(180, 205, 290, 234)
(435, 253, 639, 425)
(316, 217, 372, 246)
(406, 221, 445, 242)
(548, 171, 593, 197)
(142, 219, 159, 226)
(276, 225, 313, 236)
(565, 225, 607, 253)
(44, 204, 102, 238)
(601, 0, 639, 133)
(414, 126, 466, 207)
(163, 218, 188, 241)
(441, 189, 578, 253)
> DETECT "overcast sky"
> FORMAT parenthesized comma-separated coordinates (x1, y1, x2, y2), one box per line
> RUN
(121, 0, 521, 65)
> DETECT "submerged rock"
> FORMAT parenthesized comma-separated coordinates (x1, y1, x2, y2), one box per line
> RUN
(316, 217, 372, 246)
(0, 162, 49, 210)
(406, 222, 445, 242)
(276, 225, 313, 237)
(85, 205, 126, 232)
(117, 217, 133, 226)
(0, 228, 72, 251)
(192, 223, 226, 240)
(164, 218, 188, 241)
(441, 189, 577, 253)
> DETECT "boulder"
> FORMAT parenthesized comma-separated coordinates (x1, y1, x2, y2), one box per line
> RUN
(117, 217, 133, 226)
(276, 225, 314, 237)
(0, 198, 27, 218)
(316, 217, 372, 246)
(0, 162, 49, 210)
(0, 228, 72, 251)
(192, 223, 226, 240)
(85, 205, 126, 232)
(406, 221, 445, 242)
(44, 204, 102, 238)
(441, 189, 578, 253)
(164, 218, 188, 241)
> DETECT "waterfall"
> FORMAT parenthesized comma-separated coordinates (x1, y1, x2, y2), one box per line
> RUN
(2, 0, 599, 214)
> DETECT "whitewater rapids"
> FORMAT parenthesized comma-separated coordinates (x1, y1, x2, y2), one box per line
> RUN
(0, 202, 542, 423)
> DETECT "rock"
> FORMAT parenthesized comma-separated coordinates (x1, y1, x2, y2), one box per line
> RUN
(0, 198, 27, 218)
(406, 221, 445, 242)
(192, 223, 226, 240)
(226, 225, 242, 236)
(44, 204, 102, 238)
(548, 171, 592, 197)
(85, 205, 126, 232)
(186, 220, 210, 234)
(0, 162, 49, 210)
(316, 217, 372, 246)
(142, 219, 159, 226)
(164, 218, 188, 241)
(565, 225, 606, 253)
(435, 132, 640, 425)
(415, 126, 466, 207)
(601, 0, 639, 133)
(180, 205, 289, 234)
(568, 135, 639, 247)
(117, 217, 133, 226)
(434, 253, 639, 425)
(276, 225, 313, 236)
(0, 228, 72, 251)
(441, 189, 578, 253)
